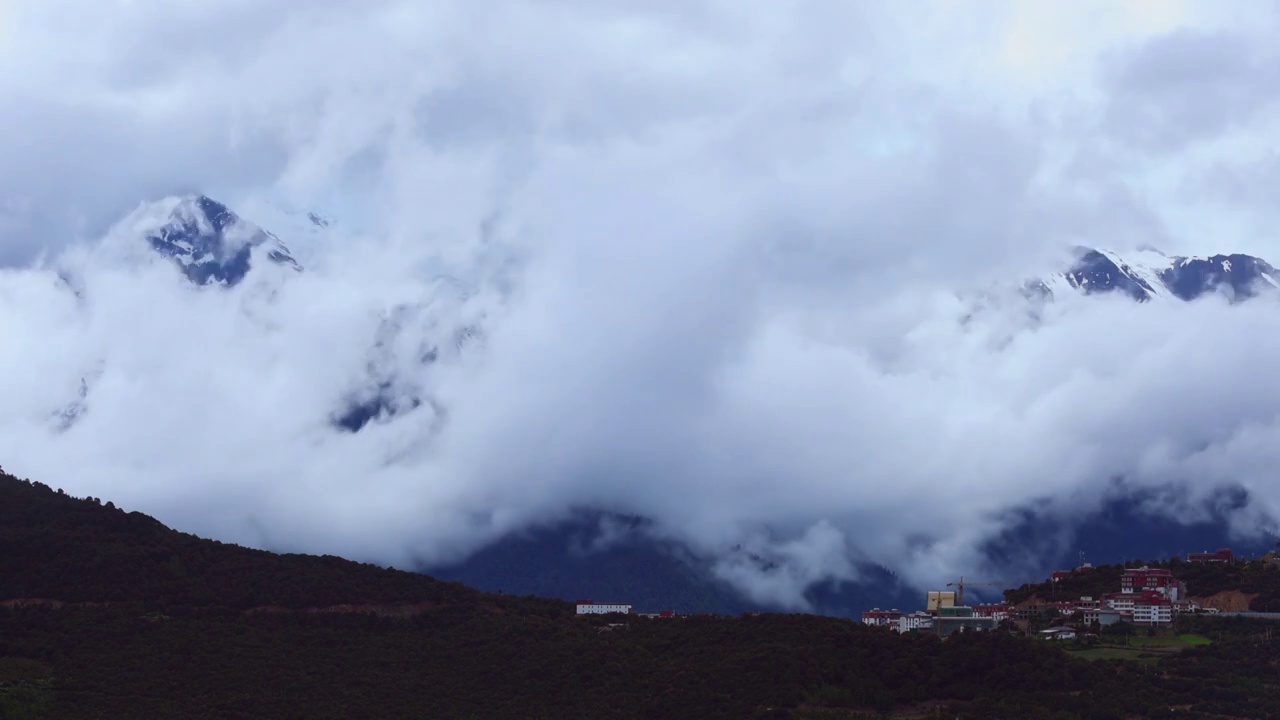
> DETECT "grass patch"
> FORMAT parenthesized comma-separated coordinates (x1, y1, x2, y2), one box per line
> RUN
(1127, 633, 1213, 649)
(1178, 634, 1213, 646)
(1067, 647, 1161, 664)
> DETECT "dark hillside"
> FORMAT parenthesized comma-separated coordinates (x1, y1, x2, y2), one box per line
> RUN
(5, 469, 1280, 719)
(0, 470, 543, 614)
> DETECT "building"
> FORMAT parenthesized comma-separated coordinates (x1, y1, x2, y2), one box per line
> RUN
(1039, 627, 1077, 640)
(974, 603, 1010, 622)
(896, 612, 934, 634)
(1131, 593, 1173, 626)
(1121, 566, 1183, 601)
(1050, 563, 1093, 582)
(575, 601, 632, 615)
(1188, 548, 1233, 564)
(1103, 591, 1172, 626)
(1013, 601, 1078, 620)
(926, 591, 957, 612)
(1083, 608, 1125, 626)
(934, 606, 998, 636)
(861, 609, 903, 627)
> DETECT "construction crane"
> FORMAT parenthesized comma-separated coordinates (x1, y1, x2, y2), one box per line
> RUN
(945, 576, 1035, 606)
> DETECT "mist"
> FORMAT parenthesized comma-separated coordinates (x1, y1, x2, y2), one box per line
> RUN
(2, 1, 1280, 609)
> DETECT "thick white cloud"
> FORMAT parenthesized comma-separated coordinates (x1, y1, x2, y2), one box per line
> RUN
(2, 0, 1279, 609)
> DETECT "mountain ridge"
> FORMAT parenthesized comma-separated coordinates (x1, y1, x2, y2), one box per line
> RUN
(122, 194, 301, 286)
(107, 195, 1280, 304)
(1034, 246, 1279, 302)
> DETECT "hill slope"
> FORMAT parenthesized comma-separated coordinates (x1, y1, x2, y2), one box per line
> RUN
(6, 470, 1280, 719)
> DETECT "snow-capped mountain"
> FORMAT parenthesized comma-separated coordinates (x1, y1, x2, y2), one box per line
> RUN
(139, 195, 301, 286)
(107, 196, 1278, 437)
(1035, 247, 1279, 302)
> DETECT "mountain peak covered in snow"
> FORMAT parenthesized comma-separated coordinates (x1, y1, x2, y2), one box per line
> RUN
(1036, 246, 1279, 303)
(137, 195, 300, 286)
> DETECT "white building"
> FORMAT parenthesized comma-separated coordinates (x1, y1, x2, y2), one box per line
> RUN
(576, 601, 632, 615)
(896, 612, 934, 634)
(1132, 601, 1173, 626)
(1040, 627, 1077, 641)
(1103, 591, 1173, 626)
(861, 609, 903, 627)
(1083, 608, 1124, 626)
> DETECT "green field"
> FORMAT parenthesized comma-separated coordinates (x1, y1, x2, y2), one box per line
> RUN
(1067, 647, 1161, 664)
(1126, 633, 1212, 649)
(1067, 632, 1212, 664)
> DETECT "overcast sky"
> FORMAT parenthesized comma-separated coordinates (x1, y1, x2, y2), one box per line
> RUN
(2, 1, 1280, 609)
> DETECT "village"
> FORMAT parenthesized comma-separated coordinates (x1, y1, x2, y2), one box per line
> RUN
(858, 548, 1238, 639)
(571, 548, 1257, 638)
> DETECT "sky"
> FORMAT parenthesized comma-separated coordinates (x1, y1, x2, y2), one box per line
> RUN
(2, 0, 1280, 609)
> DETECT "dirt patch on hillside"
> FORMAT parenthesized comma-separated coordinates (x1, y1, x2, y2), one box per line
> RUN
(1190, 590, 1258, 612)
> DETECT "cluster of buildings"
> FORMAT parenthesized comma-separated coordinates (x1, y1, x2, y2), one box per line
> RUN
(862, 551, 1233, 637)
(861, 595, 1015, 636)
(862, 591, 1017, 636)
(575, 601, 693, 619)
(581, 548, 1239, 628)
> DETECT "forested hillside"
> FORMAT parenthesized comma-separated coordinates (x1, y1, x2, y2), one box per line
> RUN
(1003, 556, 1280, 611)
(5, 470, 1280, 719)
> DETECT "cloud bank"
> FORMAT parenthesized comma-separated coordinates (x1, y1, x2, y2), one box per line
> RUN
(2, 0, 1280, 608)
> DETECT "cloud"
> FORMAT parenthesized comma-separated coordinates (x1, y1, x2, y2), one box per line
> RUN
(2, 1, 1280, 609)
(1103, 28, 1280, 152)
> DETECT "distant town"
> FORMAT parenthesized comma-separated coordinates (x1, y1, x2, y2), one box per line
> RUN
(571, 547, 1280, 638)
(860, 548, 1239, 639)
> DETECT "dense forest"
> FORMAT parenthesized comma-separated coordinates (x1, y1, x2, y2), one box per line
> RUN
(5, 470, 1280, 719)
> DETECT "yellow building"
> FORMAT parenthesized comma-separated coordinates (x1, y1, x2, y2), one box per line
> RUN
(927, 591, 957, 612)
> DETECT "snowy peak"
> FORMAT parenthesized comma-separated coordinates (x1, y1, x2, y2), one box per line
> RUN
(1046, 247, 1278, 303)
(1162, 254, 1279, 301)
(142, 195, 300, 286)
(1063, 248, 1159, 300)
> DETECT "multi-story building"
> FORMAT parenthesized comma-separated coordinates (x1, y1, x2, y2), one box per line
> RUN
(926, 591, 957, 612)
(1083, 607, 1125, 626)
(1131, 592, 1173, 626)
(861, 609, 903, 627)
(896, 612, 934, 634)
(934, 606, 997, 636)
(1121, 566, 1184, 601)
(973, 603, 1010, 622)
(1103, 591, 1172, 626)
(575, 601, 632, 615)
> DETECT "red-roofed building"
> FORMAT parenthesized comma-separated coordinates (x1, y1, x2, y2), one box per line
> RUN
(973, 604, 1010, 621)
(1187, 548, 1233, 564)
(575, 601, 632, 615)
(861, 609, 903, 627)
(1104, 591, 1173, 625)
(1121, 566, 1184, 600)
